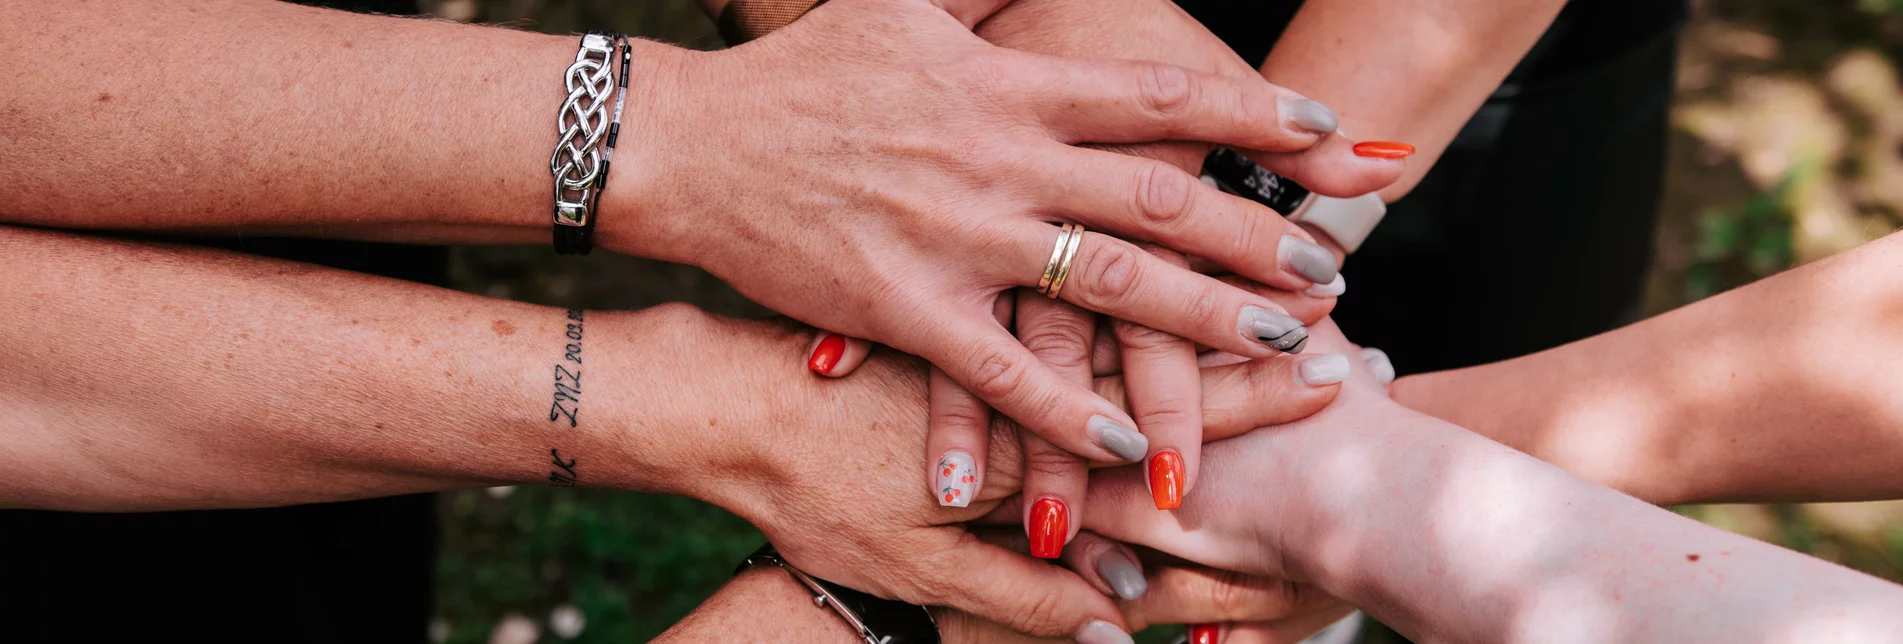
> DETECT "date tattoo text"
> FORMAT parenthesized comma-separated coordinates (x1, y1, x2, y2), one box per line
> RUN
(546, 309, 585, 487)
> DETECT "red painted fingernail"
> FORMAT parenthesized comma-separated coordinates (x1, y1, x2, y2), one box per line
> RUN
(1149, 451, 1184, 510)
(1028, 497, 1069, 559)
(1189, 624, 1220, 644)
(808, 333, 846, 375)
(1352, 141, 1415, 159)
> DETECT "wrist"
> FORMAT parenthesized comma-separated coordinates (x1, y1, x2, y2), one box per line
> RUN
(565, 305, 781, 503)
(593, 40, 701, 262)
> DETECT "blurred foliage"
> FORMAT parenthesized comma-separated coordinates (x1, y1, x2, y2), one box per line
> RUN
(435, 486, 761, 643)
(1683, 166, 1798, 300)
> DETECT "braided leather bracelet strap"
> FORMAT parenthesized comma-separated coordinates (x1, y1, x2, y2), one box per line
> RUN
(718, 0, 827, 45)
(550, 31, 630, 255)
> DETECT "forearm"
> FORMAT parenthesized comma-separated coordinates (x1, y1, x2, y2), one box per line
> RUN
(1260, 0, 1565, 199)
(1394, 231, 1903, 505)
(0, 226, 750, 510)
(1286, 403, 1903, 642)
(0, 0, 678, 243)
(654, 567, 860, 642)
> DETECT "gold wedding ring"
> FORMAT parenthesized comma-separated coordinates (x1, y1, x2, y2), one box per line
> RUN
(1037, 223, 1086, 299)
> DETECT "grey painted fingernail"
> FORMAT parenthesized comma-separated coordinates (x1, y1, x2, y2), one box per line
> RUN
(1238, 306, 1309, 354)
(1279, 235, 1339, 285)
(1076, 620, 1135, 644)
(1088, 415, 1149, 463)
(1284, 97, 1339, 134)
(1305, 274, 1346, 297)
(1361, 347, 1397, 384)
(1298, 353, 1351, 386)
(1096, 550, 1148, 600)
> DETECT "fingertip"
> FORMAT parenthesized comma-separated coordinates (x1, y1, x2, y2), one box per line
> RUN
(1294, 353, 1352, 387)
(934, 449, 979, 508)
(807, 333, 872, 377)
(1360, 347, 1396, 384)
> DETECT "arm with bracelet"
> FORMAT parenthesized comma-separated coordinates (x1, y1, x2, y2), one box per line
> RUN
(4, 0, 1401, 499)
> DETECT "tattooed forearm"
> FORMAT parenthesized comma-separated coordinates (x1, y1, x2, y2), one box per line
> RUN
(545, 309, 585, 487)
(549, 309, 584, 427)
(548, 448, 579, 487)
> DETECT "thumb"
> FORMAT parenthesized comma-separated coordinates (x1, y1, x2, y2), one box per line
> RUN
(914, 530, 1136, 643)
(805, 330, 874, 377)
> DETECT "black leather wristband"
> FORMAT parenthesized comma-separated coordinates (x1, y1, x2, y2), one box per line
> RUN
(736, 543, 939, 644)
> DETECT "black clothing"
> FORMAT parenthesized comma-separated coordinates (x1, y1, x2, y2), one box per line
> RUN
(1177, 0, 1688, 373)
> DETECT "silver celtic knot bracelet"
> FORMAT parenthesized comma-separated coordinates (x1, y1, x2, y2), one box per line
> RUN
(549, 31, 629, 255)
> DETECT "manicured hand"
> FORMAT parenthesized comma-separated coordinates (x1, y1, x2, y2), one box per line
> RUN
(932, 529, 1354, 644)
(617, 0, 1387, 474)
(701, 319, 1342, 641)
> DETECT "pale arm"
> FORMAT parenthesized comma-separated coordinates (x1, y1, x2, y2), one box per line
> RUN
(1394, 231, 1903, 505)
(1079, 325, 1903, 643)
(1260, 0, 1569, 200)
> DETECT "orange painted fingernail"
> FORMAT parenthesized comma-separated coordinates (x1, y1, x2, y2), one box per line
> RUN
(1189, 624, 1220, 644)
(1352, 141, 1415, 159)
(1149, 451, 1184, 510)
(808, 333, 846, 375)
(1029, 497, 1069, 559)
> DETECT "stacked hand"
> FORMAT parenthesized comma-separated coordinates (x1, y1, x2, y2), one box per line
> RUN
(603, 0, 1405, 554)
(675, 317, 1349, 640)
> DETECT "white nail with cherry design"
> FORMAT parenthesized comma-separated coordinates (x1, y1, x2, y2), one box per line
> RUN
(936, 450, 978, 507)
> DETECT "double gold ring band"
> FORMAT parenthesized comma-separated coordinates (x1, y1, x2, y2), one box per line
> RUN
(1037, 223, 1086, 299)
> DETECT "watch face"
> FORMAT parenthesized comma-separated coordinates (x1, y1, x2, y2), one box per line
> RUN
(1201, 147, 1312, 215)
(818, 578, 941, 644)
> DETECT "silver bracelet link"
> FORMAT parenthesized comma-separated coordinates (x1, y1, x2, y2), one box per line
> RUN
(549, 33, 620, 228)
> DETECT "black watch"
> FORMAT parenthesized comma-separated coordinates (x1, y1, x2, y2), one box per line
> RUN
(735, 543, 940, 644)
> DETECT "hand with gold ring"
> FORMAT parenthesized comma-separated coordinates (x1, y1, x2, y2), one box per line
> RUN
(688, 0, 1399, 488)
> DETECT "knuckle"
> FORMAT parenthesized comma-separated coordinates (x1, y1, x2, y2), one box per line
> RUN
(1243, 356, 1293, 398)
(1231, 202, 1276, 264)
(932, 400, 991, 432)
(1135, 394, 1198, 430)
(964, 344, 1029, 402)
(1132, 163, 1197, 228)
(1019, 320, 1093, 373)
(1072, 240, 1146, 309)
(1024, 445, 1083, 479)
(1182, 283, 1225, 333)
(1112, 318, 1181, 351)
(1136, 63, 1194, 117)
(1207, 569, 1261, 617)
(1005, 584, 1068, 633)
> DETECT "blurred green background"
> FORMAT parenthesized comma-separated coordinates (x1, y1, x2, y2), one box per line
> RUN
(416, 0, 1903, 641)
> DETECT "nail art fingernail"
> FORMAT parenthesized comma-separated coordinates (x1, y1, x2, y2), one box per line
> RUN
(1278, 235, 1339, 285)
(808, 333, 845, 375)
(1088, 415, 1149, 463)
(1076, 620, 1135, 644)
(1361, 346, 1397, 384)
(1029, 497, 1069, 559)
(1096, 550, 1148, 600)
(1238, 306, 1309, 354)
(934, 450, 977, 508)
(1283, 97, 1339, 134)
(1304, 274, 1346, 297)
(1352, 141, 1416, 159)
(1298, 353, 1351, 386)
(1188, 624, 1220, 644)
(1148, 450, 1184, 510)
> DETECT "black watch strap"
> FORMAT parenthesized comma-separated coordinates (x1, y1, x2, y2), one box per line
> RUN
(1200, 147, 1311, 214)
(736, 543, 939, 644)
